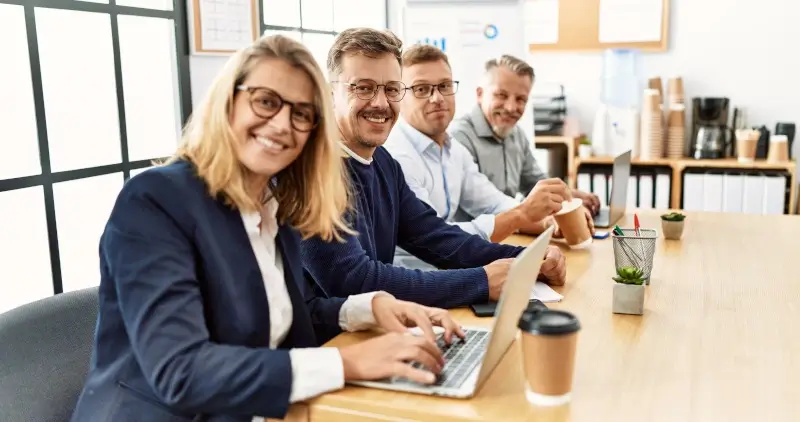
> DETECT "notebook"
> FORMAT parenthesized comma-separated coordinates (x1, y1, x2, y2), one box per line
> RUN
(531, 282, 563, 302)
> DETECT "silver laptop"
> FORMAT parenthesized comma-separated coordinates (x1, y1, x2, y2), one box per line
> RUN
(594, 150, 632, 228)
(349, 226, 555, 398)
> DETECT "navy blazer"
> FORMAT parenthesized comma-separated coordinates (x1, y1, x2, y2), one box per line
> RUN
(71, 160, 347, 422)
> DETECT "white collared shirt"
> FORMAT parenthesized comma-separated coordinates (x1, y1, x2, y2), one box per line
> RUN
(384, 118, 520, 240)
(242, 198, 384, 420)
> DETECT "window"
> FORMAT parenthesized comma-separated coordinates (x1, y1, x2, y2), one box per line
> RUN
(0, 0, 191, 312)
(260, 0, 387, 73)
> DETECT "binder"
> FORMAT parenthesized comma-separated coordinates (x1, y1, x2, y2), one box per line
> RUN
(722, 173, 744, 213)
(655, 173, 671, 209)
(702, 172, 724, 212)
(593, 173, 608, 206)
(682, 172, 705, 211)
(762, 174, 787, 215)
(742, 174, 765, 214)
(577, 173, 591, 194)
(627, 176, 638, 209)
(638, 174, 653, 210)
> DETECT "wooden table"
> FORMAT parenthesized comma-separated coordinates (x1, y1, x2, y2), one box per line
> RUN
(292, 211, 800, 422)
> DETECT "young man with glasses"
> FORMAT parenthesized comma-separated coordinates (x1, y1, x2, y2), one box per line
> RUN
(299, 28, 568, 314)
(384, 45, 591, 270)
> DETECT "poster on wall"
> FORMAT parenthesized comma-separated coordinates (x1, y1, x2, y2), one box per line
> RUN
(402, 2, 534, 141)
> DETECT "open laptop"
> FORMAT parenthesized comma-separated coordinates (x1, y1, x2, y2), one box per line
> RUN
(349, 226, 555, 398)
(593, 150, 632, 228)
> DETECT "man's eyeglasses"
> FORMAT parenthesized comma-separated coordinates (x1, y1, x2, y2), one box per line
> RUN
(235, 85, 319, 133)
(408, 81, 459, 99)
(332, 79, 407, 102)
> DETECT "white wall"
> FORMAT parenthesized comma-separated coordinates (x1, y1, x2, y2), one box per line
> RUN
(389, 0, 800, 158)
(190, 55, 228, 105)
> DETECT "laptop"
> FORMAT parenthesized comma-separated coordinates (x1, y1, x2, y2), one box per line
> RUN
(593, 150, 632, 228)
(349, 226, 555, 398)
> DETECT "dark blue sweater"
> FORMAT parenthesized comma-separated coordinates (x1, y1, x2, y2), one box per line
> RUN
(301, 147, 525, 309)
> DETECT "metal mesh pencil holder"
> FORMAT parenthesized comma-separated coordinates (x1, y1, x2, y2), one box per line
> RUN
(612, 229, 658, 284)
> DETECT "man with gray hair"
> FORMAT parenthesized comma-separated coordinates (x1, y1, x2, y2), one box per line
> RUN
(448, 54, 600, 215)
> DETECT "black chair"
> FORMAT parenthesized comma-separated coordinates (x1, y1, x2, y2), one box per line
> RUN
(0, 287, 99, 422)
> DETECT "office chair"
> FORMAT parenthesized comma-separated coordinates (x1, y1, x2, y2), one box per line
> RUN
(0, 287, 99, 422)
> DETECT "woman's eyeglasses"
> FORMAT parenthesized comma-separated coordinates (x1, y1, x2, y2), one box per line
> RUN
(236, 85, 319, 133)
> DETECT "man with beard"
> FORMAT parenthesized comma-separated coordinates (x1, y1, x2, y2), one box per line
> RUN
(449, 55, 601, 215)
(300, 28, 567, 312)
(384, 45, 593, 270)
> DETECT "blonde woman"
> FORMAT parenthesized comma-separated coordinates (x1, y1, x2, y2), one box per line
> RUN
(70, 35, 463, 422)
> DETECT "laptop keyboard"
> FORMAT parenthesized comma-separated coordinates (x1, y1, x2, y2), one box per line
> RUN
(406, 329, 490, 389)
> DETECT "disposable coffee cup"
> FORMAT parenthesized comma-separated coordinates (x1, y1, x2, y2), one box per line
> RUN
(735, 130, 758, 163)
(552, 198, 592, 249)
(518, 309, 581, 406)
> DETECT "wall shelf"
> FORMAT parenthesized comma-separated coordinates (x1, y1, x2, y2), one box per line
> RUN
(569, 156, 797, 214)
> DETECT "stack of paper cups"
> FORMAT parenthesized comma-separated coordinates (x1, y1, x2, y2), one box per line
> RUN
(648, 77, 663, 104)
(639, 89, 663, 160)
(667, 77, 684, 105)
(666, 104, 686, 158)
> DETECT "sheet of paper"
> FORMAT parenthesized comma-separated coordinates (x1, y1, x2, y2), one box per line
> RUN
(598, 0, 663, 43)
(531, 281, 564, 302)
(524, 0, 559, 45)
(198, 0, 254, 52)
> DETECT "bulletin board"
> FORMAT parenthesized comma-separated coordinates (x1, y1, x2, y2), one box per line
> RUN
(188, 0, 259, 55)
(526, 0, 670, 53)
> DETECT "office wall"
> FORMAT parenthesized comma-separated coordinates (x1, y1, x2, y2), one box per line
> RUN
(389, 0, 800, 158)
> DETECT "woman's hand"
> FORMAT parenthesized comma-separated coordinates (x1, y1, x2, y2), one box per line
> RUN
(371, 295, 465, 345)
(338, 332, 444, 384)
(337, 296, 465, 385)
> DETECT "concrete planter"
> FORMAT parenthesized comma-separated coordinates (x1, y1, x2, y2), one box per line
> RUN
(612, 283, 645, 315)
(661, 220, 685, 240)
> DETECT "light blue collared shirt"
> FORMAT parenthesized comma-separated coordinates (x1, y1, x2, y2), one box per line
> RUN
(385, 118, 520, 241)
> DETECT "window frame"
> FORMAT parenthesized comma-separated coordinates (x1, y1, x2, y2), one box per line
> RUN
(0, 0, 192, 297)
(258, 0, 391, 52)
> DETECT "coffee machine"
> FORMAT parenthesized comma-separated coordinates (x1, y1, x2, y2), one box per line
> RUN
(691, 97, 733, 159)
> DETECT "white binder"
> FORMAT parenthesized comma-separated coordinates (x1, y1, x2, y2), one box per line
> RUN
(577, 173, 591, 194)
(722, 174, 744, 213)
(742, 174, 765, 214)
(762, 175, 787, 215)
(638, 175, 653, 209)
(627, 176, 638, 208)
(593, 173, 608, 207)
(702, 173, 724, 212)
(682, 173, 705, 211)
(655, 173, 671, 210)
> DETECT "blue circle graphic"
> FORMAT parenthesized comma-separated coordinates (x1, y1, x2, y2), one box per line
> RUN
(484, 24, 498, 39)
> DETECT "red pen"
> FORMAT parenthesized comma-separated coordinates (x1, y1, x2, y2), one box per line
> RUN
(633, 214, 640, 236)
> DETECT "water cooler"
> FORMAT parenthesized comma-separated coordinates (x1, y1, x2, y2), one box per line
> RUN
(591, 49, 642, 157)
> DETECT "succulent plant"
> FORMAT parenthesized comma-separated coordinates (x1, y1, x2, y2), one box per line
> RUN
(613, 266, 645, 285)
(660, 212, 686, 222)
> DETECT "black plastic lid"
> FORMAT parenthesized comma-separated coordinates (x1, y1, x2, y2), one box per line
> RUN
(518, 309, 580, 335)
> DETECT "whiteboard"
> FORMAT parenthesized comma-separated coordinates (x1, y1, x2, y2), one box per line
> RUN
(188, 0, 258, 55)
(401, 2, 534, 141)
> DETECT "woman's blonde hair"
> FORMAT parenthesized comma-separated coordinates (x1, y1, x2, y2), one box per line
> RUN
(165, 34, 353, 241)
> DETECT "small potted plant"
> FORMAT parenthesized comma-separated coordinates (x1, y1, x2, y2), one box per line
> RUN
(577, 134, 592, 159)
(612, 266, 645, 315)
(660, 212, 686, 240)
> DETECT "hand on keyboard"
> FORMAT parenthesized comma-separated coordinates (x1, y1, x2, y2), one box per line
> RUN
(338, 332, 444, 385)
(371, 295, 465, 345)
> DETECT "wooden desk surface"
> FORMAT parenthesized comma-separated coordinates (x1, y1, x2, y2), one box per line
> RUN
(302, 211, 800, 422)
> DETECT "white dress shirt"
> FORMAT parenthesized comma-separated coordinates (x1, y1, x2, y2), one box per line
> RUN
(385, 118, 520, 240)
(241, 198, 384, 420)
